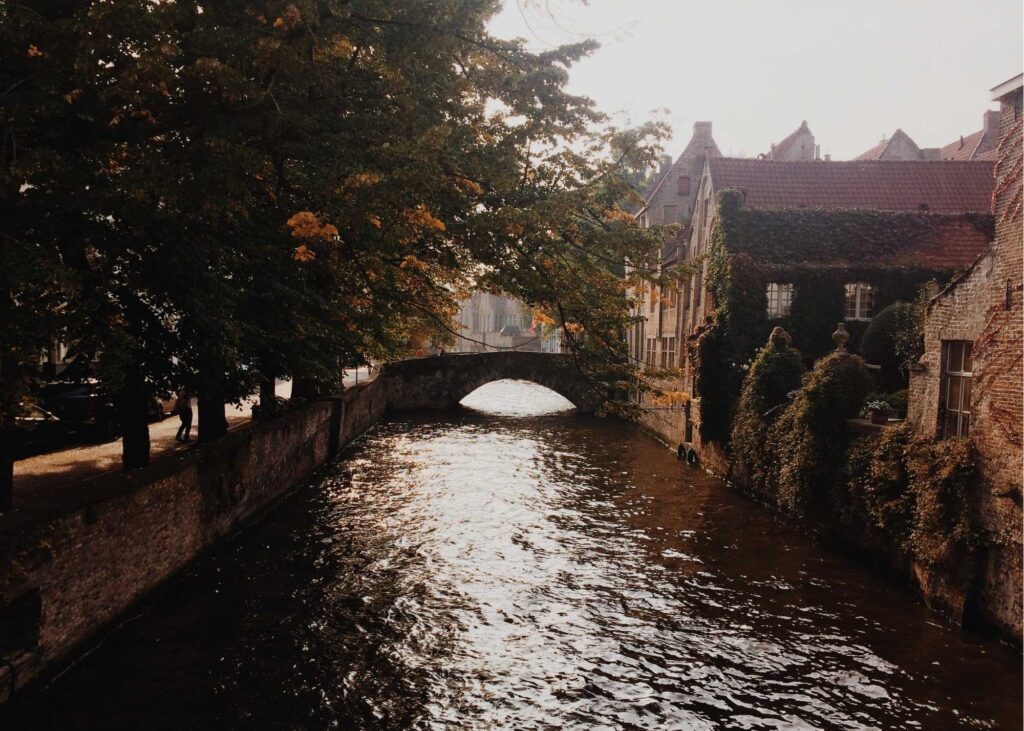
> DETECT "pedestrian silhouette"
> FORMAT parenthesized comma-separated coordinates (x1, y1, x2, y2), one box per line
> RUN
(175, 390, 193, 442)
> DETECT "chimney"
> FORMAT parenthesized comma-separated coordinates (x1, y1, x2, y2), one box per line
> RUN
(959, 135, 965, 149)
(824, 154, 832, 162)
(983, 109, 1000, 135)
(693, 121, 712, 138)
(814, 144, 821, 160)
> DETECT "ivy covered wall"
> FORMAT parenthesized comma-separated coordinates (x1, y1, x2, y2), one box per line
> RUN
(694, 190, 993, 446)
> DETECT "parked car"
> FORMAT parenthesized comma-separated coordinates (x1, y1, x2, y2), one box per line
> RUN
(13, 404, 74, 458)
(38, 379, 118, 438)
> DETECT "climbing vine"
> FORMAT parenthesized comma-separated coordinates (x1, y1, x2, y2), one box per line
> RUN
(694, 190, 993, 449)
(730, 328, 805, 499)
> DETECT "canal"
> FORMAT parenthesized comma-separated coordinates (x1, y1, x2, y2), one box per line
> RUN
(8, 381, 1021, 729)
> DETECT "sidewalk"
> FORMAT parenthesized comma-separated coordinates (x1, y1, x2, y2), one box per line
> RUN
(10, 385, 274, 511)
(11, 369, 380, 512)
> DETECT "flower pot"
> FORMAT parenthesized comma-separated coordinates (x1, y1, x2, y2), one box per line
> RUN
(869, 409, 888, 425)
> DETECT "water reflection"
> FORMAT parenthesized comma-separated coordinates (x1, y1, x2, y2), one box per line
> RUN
(8, 382, 1021, 730)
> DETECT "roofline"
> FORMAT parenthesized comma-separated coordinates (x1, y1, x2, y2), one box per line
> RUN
(990, 73, 1023, 100)
(927, 241, 996, 311)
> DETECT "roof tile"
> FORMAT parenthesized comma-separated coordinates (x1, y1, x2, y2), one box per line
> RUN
(707, 158, 994, 213)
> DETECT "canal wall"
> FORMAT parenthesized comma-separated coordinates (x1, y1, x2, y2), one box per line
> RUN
(0, 378, 386, 702)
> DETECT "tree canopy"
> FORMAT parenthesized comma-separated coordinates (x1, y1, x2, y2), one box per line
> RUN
(1, 0, 670, 472)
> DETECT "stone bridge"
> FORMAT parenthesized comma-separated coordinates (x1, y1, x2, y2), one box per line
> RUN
(380, 352, 603, 413)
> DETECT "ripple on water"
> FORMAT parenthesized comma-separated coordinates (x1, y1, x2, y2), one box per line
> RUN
(6, 380, 1021, 731)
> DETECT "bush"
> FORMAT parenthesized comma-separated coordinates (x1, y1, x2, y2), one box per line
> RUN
(731, 327, 805, 496)
(773, 348, 873, 516)
(844, 422, 978, 575)
(860, 301, 924, 391)
(886, 389, 908, 417)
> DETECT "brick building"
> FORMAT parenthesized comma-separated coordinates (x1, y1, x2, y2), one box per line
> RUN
(453, 292, 561, 353)
(627, 120, 719, 401)
(639, 156, 994, 467)
(907, 73, 1023, 638)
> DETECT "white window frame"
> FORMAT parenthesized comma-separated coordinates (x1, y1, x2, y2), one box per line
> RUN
(766, 283, 794, 318)
(844, 282, 874, 321)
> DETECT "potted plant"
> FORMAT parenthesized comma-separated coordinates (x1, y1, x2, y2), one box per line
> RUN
(866, 400, 890, 425)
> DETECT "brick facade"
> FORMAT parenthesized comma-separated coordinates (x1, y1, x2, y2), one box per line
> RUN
(908, 76, 1023, 639)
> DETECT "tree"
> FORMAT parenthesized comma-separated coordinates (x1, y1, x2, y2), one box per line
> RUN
(1, 0, 668, 501)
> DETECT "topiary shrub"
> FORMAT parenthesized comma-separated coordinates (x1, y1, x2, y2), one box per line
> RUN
(730, 327, 805, 498)
(859, 301, 924, 391)
(773, 347, 873, 516)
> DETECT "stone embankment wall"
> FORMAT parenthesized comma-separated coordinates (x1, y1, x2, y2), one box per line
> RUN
(0, 378, 385, 701)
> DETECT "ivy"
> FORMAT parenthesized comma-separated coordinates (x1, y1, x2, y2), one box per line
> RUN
(694, 190, 992, 448)
(772, 349, 873, 516)
(730, 328, 805, 498)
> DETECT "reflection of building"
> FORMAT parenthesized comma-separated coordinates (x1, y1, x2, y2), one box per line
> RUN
(453, 292, 563, 353)
(907, 73, 1022, 639)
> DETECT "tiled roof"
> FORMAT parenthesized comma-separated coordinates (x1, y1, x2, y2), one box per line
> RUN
(895, 218, 993, 270)
(707, 158, 994, 213)
(769, 120, 810, 159)
(855, 139, 888, 161)
(939, 129, 987, 161)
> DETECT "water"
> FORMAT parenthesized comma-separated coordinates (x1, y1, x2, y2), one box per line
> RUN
(8, 381, 1021, 729)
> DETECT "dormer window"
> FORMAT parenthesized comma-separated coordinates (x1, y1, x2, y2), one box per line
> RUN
(677, 176, 691, 195)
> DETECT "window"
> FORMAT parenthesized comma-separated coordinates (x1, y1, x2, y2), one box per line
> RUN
(844, 283, 874, 320)
(766, 283, 794, 318)
(677, 176, 691, 195)
(940, 340, 973, 438)
(666, 337, 676, 368)
(662, 204, 678, 224)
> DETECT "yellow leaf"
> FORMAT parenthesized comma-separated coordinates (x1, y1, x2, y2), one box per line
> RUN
(367, 214, 382, 228)
(27, 45, 44, 58)
(294, 245, 316, 262)
(405, 204, 446, 232)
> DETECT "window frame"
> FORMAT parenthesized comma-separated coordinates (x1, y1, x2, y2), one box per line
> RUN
(844, 282, 875, 321)
(939, 340, 973, 439)
(766, 282, 794, 319)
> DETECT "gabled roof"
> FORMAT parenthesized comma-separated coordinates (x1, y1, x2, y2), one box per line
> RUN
(939, 128, 988, 161)
(855, 129, 921, 161)
(706, 158, 994, 213)
(643, 123, 720, 206)
(769, 120, 811, 160)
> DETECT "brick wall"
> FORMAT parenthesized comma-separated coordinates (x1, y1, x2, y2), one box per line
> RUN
(908, 87, 1023, 640)
(0, 379, 386, 701)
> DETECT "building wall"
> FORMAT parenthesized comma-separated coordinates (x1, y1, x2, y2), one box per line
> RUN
(631, 124, 718, 448)
(453, 292, 553, 353)
(908, 87, 1022, 639)
(0, 379, 387, 701)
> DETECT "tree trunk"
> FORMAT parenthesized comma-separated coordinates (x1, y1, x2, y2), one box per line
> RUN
(290, 377, 320, 401)
(198, 396, 228, 443)
(118, 362, 151, 470)
(259, 377, 276, 410)
(0, 434, 13, 512)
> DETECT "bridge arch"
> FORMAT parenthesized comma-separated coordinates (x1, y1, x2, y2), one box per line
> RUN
(380, 352, 602, 414)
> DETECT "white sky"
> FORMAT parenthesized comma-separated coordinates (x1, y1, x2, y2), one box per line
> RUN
(489, 0, 1023, 160)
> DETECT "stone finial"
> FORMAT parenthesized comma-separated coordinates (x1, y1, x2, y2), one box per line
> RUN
(768, 326, 792, 349)
(832, 322, 850, 350)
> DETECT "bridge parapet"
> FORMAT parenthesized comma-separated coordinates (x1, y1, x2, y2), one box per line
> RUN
(380, 352, 602, 413)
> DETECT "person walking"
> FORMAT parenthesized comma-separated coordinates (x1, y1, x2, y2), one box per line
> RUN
(175, 390, 193, 442)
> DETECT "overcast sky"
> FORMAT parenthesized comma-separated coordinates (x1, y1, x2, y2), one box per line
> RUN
(488, 0, 1023, 160)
